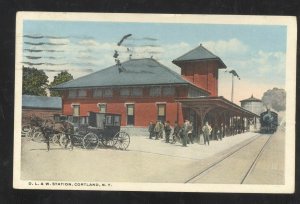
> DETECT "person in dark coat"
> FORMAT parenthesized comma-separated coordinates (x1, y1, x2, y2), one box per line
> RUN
(182, 120, 190, 147)
(148, 121, 155, 139)
(172, 121, 181, 144)
(41, 119, 53, 151)
(164, 121, 172, 143)
(187, 121, 194, 144)
(159, 121, 164, 139)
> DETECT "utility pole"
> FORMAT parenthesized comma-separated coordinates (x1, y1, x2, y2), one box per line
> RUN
(225, 69, 240, 103)
(231, 73, 234, 102)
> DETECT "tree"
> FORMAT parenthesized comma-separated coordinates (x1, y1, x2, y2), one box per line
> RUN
(49, 71, 73, 97)
(22, 66, 49, 96)
(262, 88, 286, 112)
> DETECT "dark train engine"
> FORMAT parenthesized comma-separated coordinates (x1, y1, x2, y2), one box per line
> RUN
(260, 109, 278, 134)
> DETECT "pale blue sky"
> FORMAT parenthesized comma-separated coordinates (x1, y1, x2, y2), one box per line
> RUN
(22, 20, 287, 103)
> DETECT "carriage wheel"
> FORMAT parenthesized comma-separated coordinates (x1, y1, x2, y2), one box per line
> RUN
(21, 125, 30, 137)
(83, 133, 99, 150)
(59, 134, 68, 147)
(25, 128, 35, 140)
(52, 133, 61, 145)
(32, 131, 44, 142)
(113, 131, 130, 150)
(100, 134, 117, 147)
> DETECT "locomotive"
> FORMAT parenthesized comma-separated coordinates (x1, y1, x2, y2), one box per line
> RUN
(260, 109, 278, 134)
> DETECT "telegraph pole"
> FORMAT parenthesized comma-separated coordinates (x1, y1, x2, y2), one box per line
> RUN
(225, 69, 240, 102)
(231, 74, 234, 102)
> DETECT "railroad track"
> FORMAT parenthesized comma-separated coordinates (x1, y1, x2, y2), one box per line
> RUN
(185, 133, 273, 184)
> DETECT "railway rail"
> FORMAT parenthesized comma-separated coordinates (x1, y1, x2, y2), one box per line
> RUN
(185, 133, 273, 184)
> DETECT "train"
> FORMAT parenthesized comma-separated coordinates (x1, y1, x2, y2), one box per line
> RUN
(260, 109, 278, 134)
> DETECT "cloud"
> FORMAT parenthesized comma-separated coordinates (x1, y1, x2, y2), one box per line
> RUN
(48, 38, 70, 44)
(78, 39, 99, 46)
(255, 51, 286, 75)
(202, 38, 248, 57)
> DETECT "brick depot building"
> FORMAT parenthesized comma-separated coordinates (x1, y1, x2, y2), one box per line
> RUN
(53, 45, 257, 134)
(22, 95, 62, 125)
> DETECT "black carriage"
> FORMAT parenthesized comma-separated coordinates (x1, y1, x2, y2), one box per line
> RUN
(60, 112, 130, 150)
(260, 109, 278, 134)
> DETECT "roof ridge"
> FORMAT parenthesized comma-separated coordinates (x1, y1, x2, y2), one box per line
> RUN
(173, 45, 202, 62)
(54, 58, 158, 88)
(198, 44, 219, 58)
(173, 44, 219, 62)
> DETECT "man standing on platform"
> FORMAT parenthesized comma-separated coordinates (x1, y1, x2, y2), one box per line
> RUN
(164, 121, 172, 143)
(148, 121, 155, 139)
(172, 121, 181, 144)
(202, 121, 212, 146)
(182, 119, 190, 147)
(154, 121, 160, 140)
(187, 121, 194, 144)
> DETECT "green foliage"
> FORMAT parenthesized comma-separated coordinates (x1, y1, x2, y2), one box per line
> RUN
(49, 71, 73, 97)
(262, 88, 286, 112)
(22, 66, 49, 96)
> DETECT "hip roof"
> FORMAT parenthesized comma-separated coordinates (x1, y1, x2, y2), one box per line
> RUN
(52, 58, 207, 94)
(172, 44, 227, 68)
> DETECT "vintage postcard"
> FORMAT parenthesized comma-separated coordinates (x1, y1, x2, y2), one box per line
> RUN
(14, 12, 296, 193)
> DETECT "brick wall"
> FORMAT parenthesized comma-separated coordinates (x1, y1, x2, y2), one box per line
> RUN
(61, 86, 189, 127)
(22, 108, 62, 125)
(180, 60, 219, 96)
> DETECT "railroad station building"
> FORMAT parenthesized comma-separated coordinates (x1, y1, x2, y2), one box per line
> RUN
(53, 44, 257, 135)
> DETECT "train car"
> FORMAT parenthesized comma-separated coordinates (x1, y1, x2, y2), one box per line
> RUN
(260, 109, 278, 134)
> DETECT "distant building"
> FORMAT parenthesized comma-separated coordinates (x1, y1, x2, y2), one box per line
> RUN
(22, 95, 62, 124)
(240, 94, 264, 115)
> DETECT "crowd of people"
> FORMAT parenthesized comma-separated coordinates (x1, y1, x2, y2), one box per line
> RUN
(148, 119, 204, 147)
(148, 119, 246, 147)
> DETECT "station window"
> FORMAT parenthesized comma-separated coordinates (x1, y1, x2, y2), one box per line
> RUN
(72, 104, 80, 116)
(126, 104, 135, 126)
(131, 87, 143, 96)
(78, 89, 87, 97)
(157, 104, 166, 122)
(114, 115, 121, 126)
(97, 103, 106, 113)
(93, 89, 103, 98)
(68, 90, 77, 98)
(120, 88, 130, 96)
(106, 115, 113, 126)
(149, 87, 161, 97)
(103, 89, 113, 97)
(162, 87, 175, 96)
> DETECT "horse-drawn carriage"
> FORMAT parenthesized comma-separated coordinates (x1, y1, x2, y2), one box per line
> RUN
(23, 112, 130, 150)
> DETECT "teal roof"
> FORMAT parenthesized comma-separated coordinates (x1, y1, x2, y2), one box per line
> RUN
(53, 58, 196, 89)
(172, 44, 227, 68)
(22, 95, 62, 109)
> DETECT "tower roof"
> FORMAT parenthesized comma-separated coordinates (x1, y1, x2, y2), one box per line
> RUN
(240, 94, 262, 102)
(172, 44, 227, 68)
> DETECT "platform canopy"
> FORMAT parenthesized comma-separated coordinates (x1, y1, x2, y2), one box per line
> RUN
(176, 96, 259, 125)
